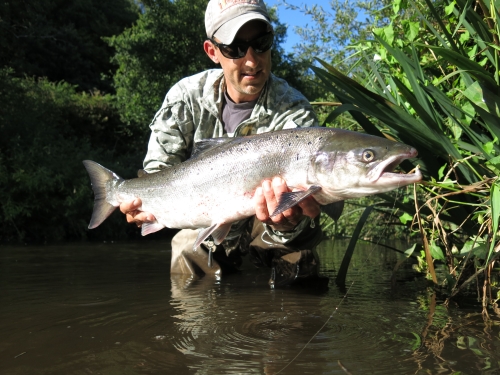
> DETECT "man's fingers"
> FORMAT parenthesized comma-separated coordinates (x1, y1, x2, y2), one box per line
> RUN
(120, 198, 141, 214)
(297, 196, 321, 219)
(125, 212, 138, 224)
(132, 211, 155, 222)
(263, 178, 285, 222)
(254, 177, 314, 231)
(271, 177, 302, 223)
(254, 186, 270, 222)
(120, 198, 156, 226)
(263, 179, 278, 212)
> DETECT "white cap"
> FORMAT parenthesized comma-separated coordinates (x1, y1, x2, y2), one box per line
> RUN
(205, 0, 272, 44)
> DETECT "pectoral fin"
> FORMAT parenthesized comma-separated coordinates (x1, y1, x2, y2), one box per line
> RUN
(271, 185, 322, 217)
(193, 222, 233, 250)
(141, 221, 166, 236)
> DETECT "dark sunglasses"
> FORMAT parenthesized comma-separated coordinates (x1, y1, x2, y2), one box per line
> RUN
(209, 32, 274, 59)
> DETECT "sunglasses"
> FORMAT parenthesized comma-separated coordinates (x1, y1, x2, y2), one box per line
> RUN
(210, 32, 274, 59)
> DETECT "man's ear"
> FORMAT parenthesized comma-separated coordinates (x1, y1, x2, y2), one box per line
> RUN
(204, 40, 220, 64)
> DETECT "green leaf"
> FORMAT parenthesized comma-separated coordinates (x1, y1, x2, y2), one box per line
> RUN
(393, 0, 402, 14)
(487, 43, 500, 52)
(438, 164, 447, 180)
(399, 212, 413, 224)
(486, 156, 500, 174)
(402, 21, 420, 41)
(444, 1, 456, 16)
(483, 140, 496, 155)
(462, 82, 500, 118)
(460, 237, 488, 259)
(373, 24, 395, 46)
(404, 243, 417, 257)
(489, 181, 500, 262)
(411, 332, 421, 350)
(438, 178, 456, 188)
(425, 46, 498, 89)
(430, 242, 445, 261)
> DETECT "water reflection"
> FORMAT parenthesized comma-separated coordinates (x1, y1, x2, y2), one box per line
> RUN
(0, 240, 499, 374)
(169, 273, 331, 374)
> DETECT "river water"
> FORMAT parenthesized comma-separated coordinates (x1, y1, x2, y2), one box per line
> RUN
(1, 239, 499, 375)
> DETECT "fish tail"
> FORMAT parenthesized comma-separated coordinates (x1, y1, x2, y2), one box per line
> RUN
(82, 160, 121, 229)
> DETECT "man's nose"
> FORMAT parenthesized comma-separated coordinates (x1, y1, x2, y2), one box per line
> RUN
(243, 46, 259, 65)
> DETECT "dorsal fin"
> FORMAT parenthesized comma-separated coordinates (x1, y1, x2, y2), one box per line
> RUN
(191, 137, 234, 158)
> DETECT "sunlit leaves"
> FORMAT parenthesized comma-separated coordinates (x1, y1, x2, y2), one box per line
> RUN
(311, 0, 500, 300)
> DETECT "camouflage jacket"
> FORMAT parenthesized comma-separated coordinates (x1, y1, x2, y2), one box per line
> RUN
(143, 69, 320, 246)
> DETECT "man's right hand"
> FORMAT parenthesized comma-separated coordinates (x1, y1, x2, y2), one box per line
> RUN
(120, 199, 156, 227)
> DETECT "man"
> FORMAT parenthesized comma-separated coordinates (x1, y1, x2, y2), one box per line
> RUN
(120, 0, 325, 287)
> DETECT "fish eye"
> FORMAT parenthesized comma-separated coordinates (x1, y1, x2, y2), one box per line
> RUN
(362, 149, 375, 162)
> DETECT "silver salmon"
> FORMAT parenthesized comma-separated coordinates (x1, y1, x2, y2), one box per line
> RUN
(83, 127, 421, 247)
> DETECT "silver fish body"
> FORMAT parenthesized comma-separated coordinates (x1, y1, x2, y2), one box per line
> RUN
(83, 127, 422, 247)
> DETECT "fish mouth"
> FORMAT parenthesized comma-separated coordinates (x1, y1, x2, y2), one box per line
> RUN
(367, 148, 422, 185)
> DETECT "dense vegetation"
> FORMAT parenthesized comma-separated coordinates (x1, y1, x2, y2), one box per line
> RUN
(0, 0, 318, 244)
(303, 0, 499, 309)
(1, 0, 498, 306)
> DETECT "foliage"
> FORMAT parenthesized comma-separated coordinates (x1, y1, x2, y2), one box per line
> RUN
(0, 0, 325, 244)
(278, 0, 396, 73)
(107, 0, 210, 131)
(108, 0, 322, 137)
(0, 0, 139, 93)
(321, 190, 419, 241)
(312, 0, 500, 305)
(0, 68, 141, 243)
(267, 7, 324, 101)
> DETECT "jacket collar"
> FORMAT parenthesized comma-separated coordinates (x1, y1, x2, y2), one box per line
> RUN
(201, 70, 285, 122)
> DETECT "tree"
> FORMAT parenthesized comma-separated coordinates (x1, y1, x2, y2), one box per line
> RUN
(108, 0, 211, 131)
(108, 0, 322, 135)
(0, 68, 139, 243)
(267, 5, 323, 100)
(0, 0, 139, 92)
(277, 0, 398, 74)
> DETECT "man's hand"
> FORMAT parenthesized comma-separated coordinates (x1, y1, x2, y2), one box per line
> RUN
(120, 199, 156, 227)
(254, 177, 321, 232)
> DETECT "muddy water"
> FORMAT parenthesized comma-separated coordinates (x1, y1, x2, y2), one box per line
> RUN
(1, 239, 499, 375)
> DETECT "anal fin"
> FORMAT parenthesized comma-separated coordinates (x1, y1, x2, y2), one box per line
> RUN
(193, 222, 232, 250)
(211, 223, 232, 245)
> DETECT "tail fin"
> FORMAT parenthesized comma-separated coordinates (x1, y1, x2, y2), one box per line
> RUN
(82, 160, 121, 229)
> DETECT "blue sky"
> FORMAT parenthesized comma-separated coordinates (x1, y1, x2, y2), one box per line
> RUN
(265, 0, 333, 53)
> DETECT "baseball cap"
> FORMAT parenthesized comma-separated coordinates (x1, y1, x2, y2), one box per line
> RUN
(205, 0, 272, 44)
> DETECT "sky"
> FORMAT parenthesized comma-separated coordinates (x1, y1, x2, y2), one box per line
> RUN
(265, 0, 333, 53)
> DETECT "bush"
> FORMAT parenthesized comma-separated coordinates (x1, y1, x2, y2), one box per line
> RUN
(0, 68, 144, 243)
(312, 0, 500, 306)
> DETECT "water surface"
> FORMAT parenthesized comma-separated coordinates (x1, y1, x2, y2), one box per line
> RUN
(1, 239, 499, 374)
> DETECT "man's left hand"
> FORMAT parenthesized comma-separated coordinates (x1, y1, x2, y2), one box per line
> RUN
(254, 177, 321, 232)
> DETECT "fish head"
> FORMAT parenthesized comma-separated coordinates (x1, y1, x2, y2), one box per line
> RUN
(309, 131, 422, 202)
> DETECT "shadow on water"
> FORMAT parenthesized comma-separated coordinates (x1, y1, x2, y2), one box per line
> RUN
(0, 239, 499, 374)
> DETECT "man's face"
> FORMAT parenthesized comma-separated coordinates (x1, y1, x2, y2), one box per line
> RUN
(205, 20, 272, 103)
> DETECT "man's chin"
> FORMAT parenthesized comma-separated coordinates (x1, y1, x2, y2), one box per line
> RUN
(240, 81, 266, 96)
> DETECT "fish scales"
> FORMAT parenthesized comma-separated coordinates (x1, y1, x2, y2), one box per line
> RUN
(121, 130, 315, 228)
